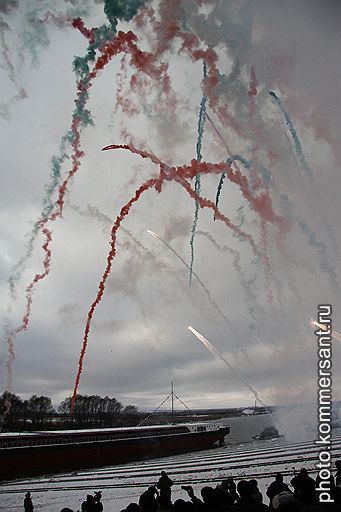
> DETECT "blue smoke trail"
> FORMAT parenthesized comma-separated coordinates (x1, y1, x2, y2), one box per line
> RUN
(189, 60, 207, 286)
(269, 90, 313, 180)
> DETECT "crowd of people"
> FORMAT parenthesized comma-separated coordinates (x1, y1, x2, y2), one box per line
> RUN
(24, 462, 341, 512)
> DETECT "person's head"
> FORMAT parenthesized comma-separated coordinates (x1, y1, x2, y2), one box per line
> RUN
(94, 491, 102, 501)
(60, 509, 74, 512)
(272, 491, 296, 510)
(148, 485, 157, 495)
(125, 503, 140, 512)
(237, 480, 253, 498)
(86, 495, 94, 503)
(220, 479, 229, 491)
(299, 468, 308, 477)
(173, 499, 187, 512)
(25, 492, 31, 498)
(200, 486, 216, 504)
(161, 470, 166, 476)
(226, 476, 237, 492)
(335, 459, 341, 470)
(249, 479, 259, 491)
(275, 473, 284, 482)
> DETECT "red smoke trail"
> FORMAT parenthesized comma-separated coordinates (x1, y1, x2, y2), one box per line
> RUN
(152, 1, 220, 103)
(71, 145, 262, 409)
(103, 143, 291, 234)
(6, 26, 169, 386)
(71, 17, 95, 44)
(6, 226, 52, 388)
(70, 176, 162, 412)
(174, 175, 259, 256)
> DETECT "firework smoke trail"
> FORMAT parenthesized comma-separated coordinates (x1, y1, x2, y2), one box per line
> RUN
(0, 17, 27, 120)
(8, 138, 71, 300)
(0, 20, 16, 85)
(71, 143, 264, 407)
(147, 230, 238, 337)
(187, 326, 267, 408)
(103, 144, 290, 236)
(247, 65, 262, 193)
(208, 112, 338, 294)
(206, 111, 240, 219)
(189, 60, 207, 286)
(7, 11, 101, 299)
(205, 115, 339, 293)
(248, 66, 257, 119)
(296, 220, 339, 292)
(311, 319, 341, 344)
(70, 176, 162, 413)
(260, 219, 274, 308)
(6, 6, 159, 389)
(269, 91, 339, 258)
(207, 113, 265, 214)
(268, 91, 313, 180)
(71, 140, 293, 408)
(197, 230, 263, 325)
(70, 203, 232, 327)
(5, 225, 52, 391)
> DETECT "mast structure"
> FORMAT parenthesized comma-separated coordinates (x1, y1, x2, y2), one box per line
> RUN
(171, 381, 174, 417)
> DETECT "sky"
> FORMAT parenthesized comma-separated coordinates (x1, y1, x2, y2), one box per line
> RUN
(0, 0, 340, 420)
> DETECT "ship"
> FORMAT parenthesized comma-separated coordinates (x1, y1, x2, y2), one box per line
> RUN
(0, 421, 229, 481)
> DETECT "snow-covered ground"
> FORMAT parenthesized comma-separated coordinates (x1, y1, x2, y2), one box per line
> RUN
(1, 417, 340, 511)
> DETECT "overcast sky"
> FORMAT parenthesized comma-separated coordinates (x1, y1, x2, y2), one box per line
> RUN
(1, 1, 340, 420)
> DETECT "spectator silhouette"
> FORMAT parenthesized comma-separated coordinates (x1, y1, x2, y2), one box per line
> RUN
(272, 491, 300, 511)
(226, 477, 239, 504)
(231, 480, 270, 511)
(81, 494, 98, 512)
(157, 471, 174, 504)
(24, 492, 34, 512)
(93, 491, 103, 512)
(182, 484, 220, 512)
(173, 498, 195, 512)
(249, 480, 263, 504)
(215, 480, 235, 510)
(120, 504, 140, 512)
(139, 485, 159, 512)
(266, 474, 290, 509)
(291, 469, 316, 507)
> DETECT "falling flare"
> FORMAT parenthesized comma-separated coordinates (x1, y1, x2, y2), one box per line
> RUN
(187, 325, 267, 408)
(310, 319, 341, 343)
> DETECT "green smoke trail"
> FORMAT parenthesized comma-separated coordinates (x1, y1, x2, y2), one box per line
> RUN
(215, 154, 272, 213)
(189, 60, 207, 286)
(8, 1, 149, 298)
(104, 0, 146, 27)
(269, 90, 313, 180)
